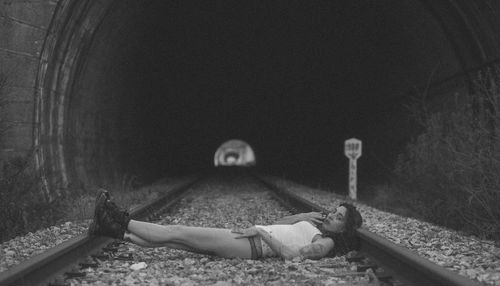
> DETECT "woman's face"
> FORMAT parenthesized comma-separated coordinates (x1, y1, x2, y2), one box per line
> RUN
(322, 206, 347, 233)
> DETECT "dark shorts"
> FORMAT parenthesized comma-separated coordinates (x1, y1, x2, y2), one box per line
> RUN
(248, 236, 263, 259)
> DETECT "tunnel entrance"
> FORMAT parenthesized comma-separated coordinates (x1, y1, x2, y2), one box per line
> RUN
(214, 139, 256, 167)
(34, 0, 499, 197)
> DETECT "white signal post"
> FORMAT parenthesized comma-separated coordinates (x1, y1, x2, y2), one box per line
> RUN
(344, 138, 362, 200)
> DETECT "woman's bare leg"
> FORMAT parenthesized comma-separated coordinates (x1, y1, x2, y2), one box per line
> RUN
(125, 232, 203, 253)
(127, 220, 184, 243)
(126, 220, 253, 258)
(124, 232, 172, 247)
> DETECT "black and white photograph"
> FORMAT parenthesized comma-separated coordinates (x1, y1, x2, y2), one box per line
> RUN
(0, 1, 499, 285)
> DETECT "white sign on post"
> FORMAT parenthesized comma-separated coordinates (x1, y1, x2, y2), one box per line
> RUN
(344, 138, 362, 200)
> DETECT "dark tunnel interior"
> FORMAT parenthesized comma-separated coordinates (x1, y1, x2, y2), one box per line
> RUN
(69, 0, 462, 192)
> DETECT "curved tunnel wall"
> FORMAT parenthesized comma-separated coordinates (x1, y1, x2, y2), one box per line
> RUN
(64, 1, 146, 192)
(35, 0, 117, 197)
(0, 0, 499, 199)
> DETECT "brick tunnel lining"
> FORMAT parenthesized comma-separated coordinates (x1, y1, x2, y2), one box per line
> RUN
(33, 0, 499, 195)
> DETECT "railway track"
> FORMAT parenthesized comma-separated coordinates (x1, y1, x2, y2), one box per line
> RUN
(0, 172, 480, 285)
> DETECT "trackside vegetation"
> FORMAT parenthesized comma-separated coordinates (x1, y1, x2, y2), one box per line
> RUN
(376, 66, 500, 240)
(0, 70, 68, 241)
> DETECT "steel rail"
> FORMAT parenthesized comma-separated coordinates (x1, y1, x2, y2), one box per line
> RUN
(254, 174, 479, 286)
(0, 177, 202, 286)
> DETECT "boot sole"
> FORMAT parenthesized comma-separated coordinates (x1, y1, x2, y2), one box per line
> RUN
(88, 189, 110, 236)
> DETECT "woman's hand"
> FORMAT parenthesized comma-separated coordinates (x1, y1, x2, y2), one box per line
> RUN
(231, 226, 259, 238)
(299, 212, 325, 225)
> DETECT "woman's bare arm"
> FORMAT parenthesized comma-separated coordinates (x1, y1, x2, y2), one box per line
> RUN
(233, 226, 333, 260)
(273, 214, 303, 225)
(231, 227, 297, 258)
(298, 237, 334, 260)
(255, 228, 299, 259)
(274, 212, 324, 225)
(255, 228, 334, 260)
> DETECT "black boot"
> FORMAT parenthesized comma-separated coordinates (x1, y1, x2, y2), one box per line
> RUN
(98, 208, 127, 239)
(105, 198, 131, 232)
(88, 189, 108, 236)
(89, 189, 126, 239)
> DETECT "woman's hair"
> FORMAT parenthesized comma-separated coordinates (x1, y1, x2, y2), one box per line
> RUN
(320, 203, 363, 256)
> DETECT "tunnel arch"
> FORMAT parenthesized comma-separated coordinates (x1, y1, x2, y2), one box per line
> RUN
(34, 0, 117, 198)
(22, 0, 499, 198)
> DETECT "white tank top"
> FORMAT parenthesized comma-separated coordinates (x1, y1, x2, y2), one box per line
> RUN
(255, 221, 322, 256)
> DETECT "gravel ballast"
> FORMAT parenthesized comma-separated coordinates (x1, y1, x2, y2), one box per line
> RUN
(64, 177, 371, 285)
(2, 175, 499, 285)
(0, 178, 193, 273)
